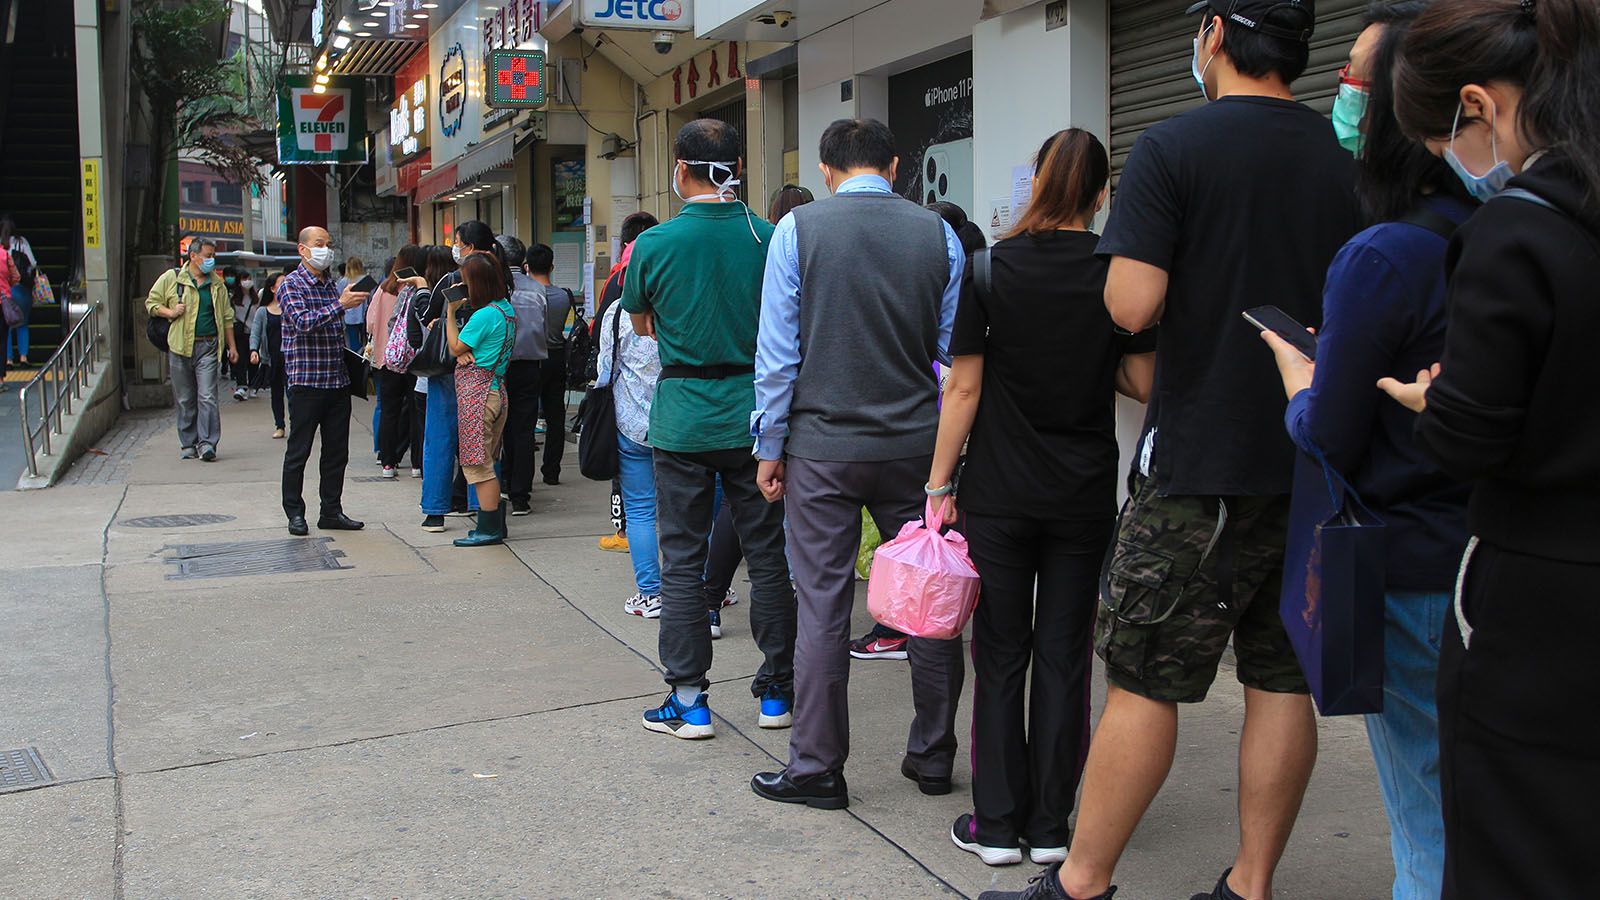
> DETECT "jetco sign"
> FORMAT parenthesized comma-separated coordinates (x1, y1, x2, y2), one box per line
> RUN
(276, 75, 368, 164)
(579, 0, 693, 31)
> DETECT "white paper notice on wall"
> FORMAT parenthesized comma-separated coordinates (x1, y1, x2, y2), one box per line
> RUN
(582, 262, 596, 313)
(585, 224, 596, 263)
(1011, 164, 1034, 223)
(552, 237, 584, 296)
(989, 197, 1011, 240)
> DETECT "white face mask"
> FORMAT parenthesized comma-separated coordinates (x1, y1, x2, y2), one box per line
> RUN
(306, 246, 334, 271)
(675, 160, 741, 203)
(452, 243, 466, 265)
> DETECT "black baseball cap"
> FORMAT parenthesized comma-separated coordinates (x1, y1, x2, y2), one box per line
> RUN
(1185, 0, 1315, 42)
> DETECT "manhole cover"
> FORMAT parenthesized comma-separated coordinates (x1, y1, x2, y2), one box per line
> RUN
(121, 513, 237, 528)
(163, 537, 350, 580)
(0, 747, 54, 793)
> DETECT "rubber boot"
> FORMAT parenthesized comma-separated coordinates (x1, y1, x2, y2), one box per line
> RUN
(453, 505, 506, 547)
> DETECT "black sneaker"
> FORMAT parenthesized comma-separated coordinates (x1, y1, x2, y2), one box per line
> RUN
(975, 862, 1117, 900)
(511, 499, 531, 516)
(1189, 869, 1246, 900)
(421, 515, 446, 533)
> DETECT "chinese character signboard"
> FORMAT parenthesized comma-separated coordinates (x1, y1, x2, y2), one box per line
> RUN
(487, 50, 545, 108)
(276, 76, 368, 165)
(80, 159, 101, 249)
(389, 75, 430, 163)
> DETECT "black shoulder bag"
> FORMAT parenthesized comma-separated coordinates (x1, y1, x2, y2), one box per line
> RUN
(146, 269, 182, 353)
(576, 303, 625, 481)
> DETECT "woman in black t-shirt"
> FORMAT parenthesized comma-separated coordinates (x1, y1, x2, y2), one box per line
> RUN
(928, 129, 1154, 867)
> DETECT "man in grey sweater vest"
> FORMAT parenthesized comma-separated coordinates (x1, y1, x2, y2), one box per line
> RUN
(749, 119, 967, 810)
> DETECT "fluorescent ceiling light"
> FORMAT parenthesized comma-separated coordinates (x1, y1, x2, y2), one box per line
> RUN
(362, 21, 380, 27)
(336, 18, 352, 32)
(312, 84, 328, 94)
(356, 31, 372, 37)
(404, 22, 420, 29)
(412, 12, 428, 18)
(332, 34, 352, 49)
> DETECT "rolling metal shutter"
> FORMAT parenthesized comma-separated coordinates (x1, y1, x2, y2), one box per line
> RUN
(1108, 0, 1367, 180)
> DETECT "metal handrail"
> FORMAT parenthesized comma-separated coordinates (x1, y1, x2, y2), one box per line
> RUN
(17, 298, 104, 478)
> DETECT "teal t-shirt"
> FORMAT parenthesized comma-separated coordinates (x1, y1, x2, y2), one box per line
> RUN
(458, 299, 516, 390)
(194, 283, 218, 338)
(621, 202, 775, 452)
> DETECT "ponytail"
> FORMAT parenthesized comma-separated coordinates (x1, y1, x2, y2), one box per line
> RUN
(1395, 0, 1600, 214)
(1005, 128, 1108, 239)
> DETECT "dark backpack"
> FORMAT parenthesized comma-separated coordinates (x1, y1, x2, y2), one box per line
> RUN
(145, 268, 184, 353)
(10, 240, 34, 286)
(565, 295, 594, 389)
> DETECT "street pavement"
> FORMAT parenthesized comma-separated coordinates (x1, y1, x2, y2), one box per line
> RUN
(0, 395, 1395, 899)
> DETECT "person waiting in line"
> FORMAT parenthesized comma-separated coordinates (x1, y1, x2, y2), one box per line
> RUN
(1375, 1, 1600, 895)
(336, 255, 367, 353)
(984, 1, 1362, 896)
(596, 252, 663, 618)
(494, 235, 549, 517)
(445, 254, 518, 548)
(278, 226, 369, 537)
(1254, 5, 1471, 897)
(371, 245, 430, 479)
(526, 243, 572, 486)
(934, 129, 1155, 869)
(622, 118, 795, 742)
(767, 184, 813, 224)
(145, 236, 239, 462)
(250, 270, 291, 439)
(411, 231, 485, 533)
(593, 211, 659, 554)
(750, 118, 966, 811)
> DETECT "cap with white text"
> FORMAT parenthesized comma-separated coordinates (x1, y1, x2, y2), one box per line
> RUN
(1185, 0, 1315, 43)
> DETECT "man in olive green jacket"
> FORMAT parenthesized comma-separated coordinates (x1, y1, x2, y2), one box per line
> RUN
(145, 237, 238, 460)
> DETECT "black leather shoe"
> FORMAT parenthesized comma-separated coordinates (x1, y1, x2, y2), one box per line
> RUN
(902, 758, 953, 795)
(750, 768, 848, 810)
(317, 513, 365, 531)
(287, 516, 309, 537)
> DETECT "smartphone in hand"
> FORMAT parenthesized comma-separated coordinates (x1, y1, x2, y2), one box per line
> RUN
(393, 267, 418, 281)
(1242, 305, 1317, 362)
(350, 273, 379, 294)
(442, 283, 469, 305)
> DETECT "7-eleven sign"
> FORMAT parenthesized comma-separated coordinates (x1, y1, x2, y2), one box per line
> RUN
(277, 76, 368, 164)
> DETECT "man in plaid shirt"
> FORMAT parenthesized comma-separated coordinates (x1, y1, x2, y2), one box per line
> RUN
(279, 226, 370, 536)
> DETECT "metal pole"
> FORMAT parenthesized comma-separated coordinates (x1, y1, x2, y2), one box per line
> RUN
(19, 383, 35, 478)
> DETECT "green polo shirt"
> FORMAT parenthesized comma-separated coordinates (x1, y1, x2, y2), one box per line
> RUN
(621, 202, 775, 453)
(193, 283, 218, 338)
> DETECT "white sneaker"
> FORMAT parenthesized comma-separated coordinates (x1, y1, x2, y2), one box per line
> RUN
(381, 466, 397, 479)
(950, 815, 1023, 866)
(1029, 846, 1068, 865)
(721, 588, 739, 608)
(232, 387, 247, 401)
(624, 593, 661, 619)
(410, 468, 422, 478)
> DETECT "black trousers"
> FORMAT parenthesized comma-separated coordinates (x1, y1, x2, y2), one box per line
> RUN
(535, 347, 567, 479)
(231, 323, 252, 388)
(653, 447, 795, 698)
(704, 502, 745, 611)
(281, 385, 351, 520)
(502, 359, 542, 503)
(1438, 541, 1600, 898)
(964, 512, 1113, 848)
(375, 369, 415, 468)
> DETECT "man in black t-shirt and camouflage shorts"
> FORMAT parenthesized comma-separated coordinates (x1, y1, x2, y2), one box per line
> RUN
(982, 2, 1361, 900)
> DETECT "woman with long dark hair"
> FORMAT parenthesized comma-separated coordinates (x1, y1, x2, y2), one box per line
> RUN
(1377, 0, 1600, 894)
(446, 253, 517, 547)
(0, 214, 37, 366)
(929, 129, 1154, 867)
(370, 244, 429, 477)
(249, 270, 292, 438)
(1255, 5, 1473, 896)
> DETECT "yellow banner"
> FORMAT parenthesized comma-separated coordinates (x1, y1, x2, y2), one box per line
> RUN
(81, 159, 101, 250)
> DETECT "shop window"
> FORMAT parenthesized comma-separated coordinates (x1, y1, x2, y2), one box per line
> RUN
(182, 181, 206, 205)
(212, 183, 243, 207)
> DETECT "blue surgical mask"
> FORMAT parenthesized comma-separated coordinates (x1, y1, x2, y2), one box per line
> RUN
(199, 257, 216, 275)
(1191, 25, 1216, 101)
(1445, 103, 1515, 203)
(1331, 82, 1369, 155)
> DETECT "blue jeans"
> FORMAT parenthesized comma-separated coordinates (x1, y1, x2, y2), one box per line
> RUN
(1365, 590, 1448, 900)
(8, 283, 30, 360)
(372, 395, 381, 454)
(617, 431, 659, 596)
(421, 377, 477, 515)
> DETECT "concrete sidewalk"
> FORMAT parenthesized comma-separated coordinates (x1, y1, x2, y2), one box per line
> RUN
(0, 395, 1395, 899)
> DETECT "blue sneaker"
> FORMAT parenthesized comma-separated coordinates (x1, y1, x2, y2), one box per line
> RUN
(758, 685, 792, 729)
(642, 691, 714, 740)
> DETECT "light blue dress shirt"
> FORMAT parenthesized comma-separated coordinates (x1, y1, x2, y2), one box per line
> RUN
(750, 173, 965, 461)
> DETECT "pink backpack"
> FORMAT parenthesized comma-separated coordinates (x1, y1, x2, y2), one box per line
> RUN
(382, 285, 418, 372)
(866, 497, 982, 639)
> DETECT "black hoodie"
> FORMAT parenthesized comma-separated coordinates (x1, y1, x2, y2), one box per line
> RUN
(1416, 153, 1600, 564)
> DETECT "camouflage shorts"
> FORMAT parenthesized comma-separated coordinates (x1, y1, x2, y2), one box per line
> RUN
(1093, 472, 1309, 703)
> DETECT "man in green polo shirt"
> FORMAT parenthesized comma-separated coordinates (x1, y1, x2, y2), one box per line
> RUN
(145, 236, 238, 461)
(622, 119, 795, 742)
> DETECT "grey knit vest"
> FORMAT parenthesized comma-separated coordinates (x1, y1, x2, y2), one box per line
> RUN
(787, 192, 949, 462)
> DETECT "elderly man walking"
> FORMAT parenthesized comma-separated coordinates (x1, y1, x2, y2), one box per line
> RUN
(145, 236, 239, 461)
(279, 226, 369, 536)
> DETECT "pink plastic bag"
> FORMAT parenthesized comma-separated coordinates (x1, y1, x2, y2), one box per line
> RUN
(867, 497, 981, 639)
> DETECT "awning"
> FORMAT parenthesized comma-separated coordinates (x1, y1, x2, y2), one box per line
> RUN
(415, 163, 459, 203)
(457, 130, 517, 184)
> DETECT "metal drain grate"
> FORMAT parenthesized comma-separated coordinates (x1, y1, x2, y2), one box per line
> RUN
(0, 747, 54, 793)
(163, 537, 350, 580)
(120, 513, 238, 528)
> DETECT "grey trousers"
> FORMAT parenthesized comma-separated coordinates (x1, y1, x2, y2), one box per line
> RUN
(170, 338, 221, 451)
(652, 447, 795, 700)
(785, 454, 965, 779)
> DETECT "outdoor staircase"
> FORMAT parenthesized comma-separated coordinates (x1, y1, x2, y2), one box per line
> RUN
(0, 0, 79, 368)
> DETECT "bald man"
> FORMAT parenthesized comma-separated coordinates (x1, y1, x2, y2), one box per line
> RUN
(279, 226, 370, 536)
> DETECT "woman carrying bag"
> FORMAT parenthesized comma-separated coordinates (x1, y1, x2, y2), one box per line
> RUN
(924, 129, 1155, 867)
(446, 254, 517, 548)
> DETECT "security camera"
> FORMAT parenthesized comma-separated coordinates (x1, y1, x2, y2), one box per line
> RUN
(652, 31, 674, 55)
(772, 10, 794, 27)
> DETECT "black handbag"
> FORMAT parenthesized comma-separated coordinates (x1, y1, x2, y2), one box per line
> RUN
(407, 318, 456, 378)
(576, 304, 625, 480)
